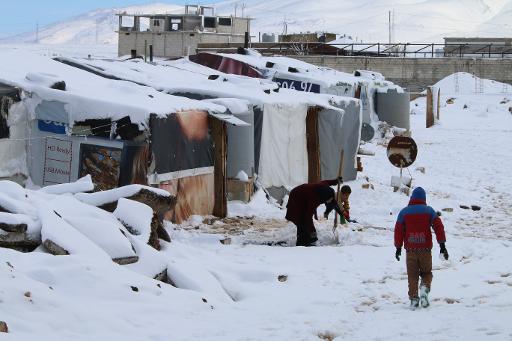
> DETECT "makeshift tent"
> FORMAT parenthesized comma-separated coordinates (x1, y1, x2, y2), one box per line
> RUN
(0, 51, 248, 223)
(54, 57, 361, 201)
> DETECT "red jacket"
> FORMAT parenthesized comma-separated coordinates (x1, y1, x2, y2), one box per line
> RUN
(394, 187, 446, 250)
(285, 179, 338, 232)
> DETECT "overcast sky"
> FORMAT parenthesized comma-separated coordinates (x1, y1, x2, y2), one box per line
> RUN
(0, 0, 217, 36)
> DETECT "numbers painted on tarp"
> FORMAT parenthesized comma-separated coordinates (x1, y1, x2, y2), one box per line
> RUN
(273, 78, 321, 93)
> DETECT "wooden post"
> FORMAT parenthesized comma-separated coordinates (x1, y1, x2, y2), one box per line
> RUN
(306, 107, 321, 183)
(210, 117, 228, 218)
(333, 149, 344, 229)
(436, 88, 441, 120)
(426, 87, 434, 128)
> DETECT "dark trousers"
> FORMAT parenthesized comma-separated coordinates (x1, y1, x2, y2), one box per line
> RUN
(406, 250, 433, 299)
(296, 223, 318, 246)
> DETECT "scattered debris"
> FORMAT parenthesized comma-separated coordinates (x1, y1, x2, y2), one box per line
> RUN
(130, 286, 139, 292)
(0, 321, 8, 333)
(442, 208, 454, 213)
(486, 280, 500, 285)
(415, 167, 426, 174)
(202, 298, 208, 303)
(471, 205, 481, 211)
(357, 147, 375, 156)
(278, 275, 288, 282)
(0, 222, 27, 233)
(112, 256, 139, 265)
(361, 183, 374, 190)
(446, 98, 455, 104)
(153, 269, 168, 282)
(463, 104, 468, 109)
(460, 205, 470, 210)
(24, 291, 31, 298)
(43, 239, 70, 255)
(220, 238, 232, 245)
(318, 331, 337, 341)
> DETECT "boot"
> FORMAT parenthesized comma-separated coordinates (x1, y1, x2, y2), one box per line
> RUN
(410, 297, 419, 310)
(420, 285, 430, 308)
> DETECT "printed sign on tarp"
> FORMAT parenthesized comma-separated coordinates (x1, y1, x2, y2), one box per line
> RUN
(38, 120, 67, 135)
(273, 78, 321, 93)
(79, 144, 122, 190)
(150, 111, 213, 174)
(43, 137, 73, 185)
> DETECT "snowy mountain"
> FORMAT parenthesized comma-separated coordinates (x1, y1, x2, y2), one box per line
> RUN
(2, 3, 183, 45)
(2, 0, 512, 45)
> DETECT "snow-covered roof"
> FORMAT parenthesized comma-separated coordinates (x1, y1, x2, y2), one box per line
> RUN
(216, 52, 402, 91)
(0, 51, 226, 128)
(217, 52, 363, 87)
(54, 56, 356, 112)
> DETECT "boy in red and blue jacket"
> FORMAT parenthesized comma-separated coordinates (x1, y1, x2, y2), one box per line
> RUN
(394, 187, 449, 309)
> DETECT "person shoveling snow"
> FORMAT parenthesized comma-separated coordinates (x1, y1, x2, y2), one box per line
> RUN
(285, 178, 344, 246)
(394, 187, 449, 310)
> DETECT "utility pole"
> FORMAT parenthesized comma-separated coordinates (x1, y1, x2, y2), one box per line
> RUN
(36, 21, 39, 43)
(388, 11, 391, 44)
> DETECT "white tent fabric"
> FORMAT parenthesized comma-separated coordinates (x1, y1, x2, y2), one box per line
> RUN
(257, 103, 308, 189)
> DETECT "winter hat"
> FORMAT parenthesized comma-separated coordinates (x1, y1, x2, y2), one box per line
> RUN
(315, 186, 335, 203)
(409, 187, 427, 204)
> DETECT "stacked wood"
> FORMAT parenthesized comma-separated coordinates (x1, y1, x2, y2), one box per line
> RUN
(99, 188, 174, 248)
(0, 213, 40, 252)
(0, 231, 39, 252)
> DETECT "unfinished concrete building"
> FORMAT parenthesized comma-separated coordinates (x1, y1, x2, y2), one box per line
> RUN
(117, 5, 251, 58)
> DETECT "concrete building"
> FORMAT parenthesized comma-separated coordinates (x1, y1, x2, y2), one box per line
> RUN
(117, 5, 251, 58)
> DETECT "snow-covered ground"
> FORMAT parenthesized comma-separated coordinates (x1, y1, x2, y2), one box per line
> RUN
(1, 75, 512, 340)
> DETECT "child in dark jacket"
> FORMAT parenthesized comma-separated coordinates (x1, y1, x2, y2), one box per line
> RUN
(394, 187, 449, 309)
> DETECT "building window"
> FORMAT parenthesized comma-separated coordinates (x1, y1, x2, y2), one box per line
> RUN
(218, 18, 232, 26)
(170, 18, 182, 31)
(204, 17, 216, 28)
(153, 20, 160, 27)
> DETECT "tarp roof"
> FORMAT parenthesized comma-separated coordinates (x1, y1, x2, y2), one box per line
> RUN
(54, 56, 356, 112)
(0, 51, 228, 128)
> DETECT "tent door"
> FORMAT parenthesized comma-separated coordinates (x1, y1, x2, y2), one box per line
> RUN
(209, 116, 228, 217)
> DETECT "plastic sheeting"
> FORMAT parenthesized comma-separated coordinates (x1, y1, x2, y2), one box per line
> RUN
(227, 108, 254, 178)
(257, 103, 308, 188)
(376, 89, 410, 129)
(318, 100, 361, 181)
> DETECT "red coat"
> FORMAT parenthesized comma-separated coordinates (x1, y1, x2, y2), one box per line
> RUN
(394, 187, 446, 250)
(285, 180, 338, 232)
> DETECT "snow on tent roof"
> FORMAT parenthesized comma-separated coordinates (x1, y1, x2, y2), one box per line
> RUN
(0, 51, 226, 128)
(216, 52, 364, 87)
(216, 52, 402, 91)
(57, 56, 355, 112)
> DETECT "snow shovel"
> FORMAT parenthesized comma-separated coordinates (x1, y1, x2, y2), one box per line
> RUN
(333, 149, 344, 235)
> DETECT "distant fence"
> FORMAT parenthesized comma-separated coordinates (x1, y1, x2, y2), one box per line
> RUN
(197, 42, 512, 59)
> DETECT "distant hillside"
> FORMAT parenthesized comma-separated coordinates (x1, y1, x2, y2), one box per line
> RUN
(3, 0, 512, 45)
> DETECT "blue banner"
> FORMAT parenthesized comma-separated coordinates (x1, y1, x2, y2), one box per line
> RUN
(38, 120, 67, 134)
